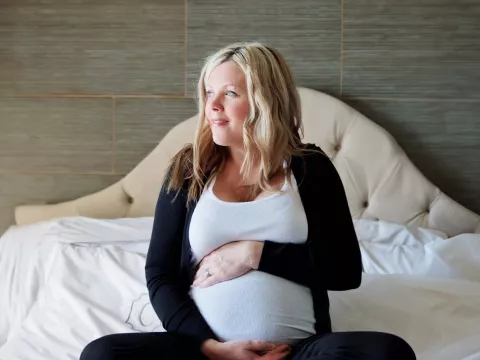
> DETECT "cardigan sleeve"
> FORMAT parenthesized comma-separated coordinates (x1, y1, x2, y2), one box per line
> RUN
(258, 147, 362, 291)
(145, 174, 217, 346)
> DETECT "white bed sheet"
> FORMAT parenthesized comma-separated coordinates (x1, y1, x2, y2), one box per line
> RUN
(0, 217, 479, 360)
(0, 221, 58, 347)
(0, 242, 151, 360)
(0, 217, 153, 347)
(355, 219, 480, 283)
(330, 274, 480, 360)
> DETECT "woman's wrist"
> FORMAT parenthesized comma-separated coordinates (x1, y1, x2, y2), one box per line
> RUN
(246, 241, 264, 270)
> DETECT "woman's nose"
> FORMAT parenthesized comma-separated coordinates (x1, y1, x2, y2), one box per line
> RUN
(210, 96, 223, 112)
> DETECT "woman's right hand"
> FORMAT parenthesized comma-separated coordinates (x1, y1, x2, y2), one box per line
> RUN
(201, 339, 291, 360)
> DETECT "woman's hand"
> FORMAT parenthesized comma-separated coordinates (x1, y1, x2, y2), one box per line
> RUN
(193, 241, 264, 288)
(201, 339, 291, 360)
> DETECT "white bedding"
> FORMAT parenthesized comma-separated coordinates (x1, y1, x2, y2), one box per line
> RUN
(0, 217, 153, 349)
(0, 217, 480, 360)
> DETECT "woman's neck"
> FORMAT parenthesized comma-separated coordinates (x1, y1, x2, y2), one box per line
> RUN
(227, 146, 247, 169)
(224, 146, 261, 184)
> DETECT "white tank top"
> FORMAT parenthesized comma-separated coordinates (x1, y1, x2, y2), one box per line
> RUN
(188, 170, 315, 344)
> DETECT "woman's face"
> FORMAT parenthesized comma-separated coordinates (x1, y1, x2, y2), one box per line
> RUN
(204, 60, 250, 149)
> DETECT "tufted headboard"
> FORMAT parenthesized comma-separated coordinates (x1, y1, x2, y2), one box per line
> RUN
(15, 87, 480, 237)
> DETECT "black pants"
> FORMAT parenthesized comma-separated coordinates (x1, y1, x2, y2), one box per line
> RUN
(80, 331, 416, 360)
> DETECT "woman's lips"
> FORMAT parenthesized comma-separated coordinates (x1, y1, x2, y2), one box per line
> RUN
(211, 119, 229, 126)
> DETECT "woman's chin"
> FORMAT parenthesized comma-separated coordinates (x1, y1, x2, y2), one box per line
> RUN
(212, 137, 231, 147)
(211, 131, 242, 148)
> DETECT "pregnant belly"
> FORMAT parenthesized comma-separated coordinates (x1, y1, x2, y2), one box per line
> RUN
(190, 271, 315, 345)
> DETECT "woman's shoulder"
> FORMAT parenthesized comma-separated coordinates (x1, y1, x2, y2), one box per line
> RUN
(166, 144, 194, 186)
(292, 143, 338, 181)
(294, 143, 329, 162)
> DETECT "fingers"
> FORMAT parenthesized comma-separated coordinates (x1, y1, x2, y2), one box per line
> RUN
(195, 273, 222, 288)
(193, 263, 223, 287)
(193, 257, 229, 287)
(193, 256, 214, 284)
(192, 273, 214, 287)
(269, 344, 290, 353)
(263, 351, 290, 360)
(244, 340, 277, 352)
(194, 256, 210, 281)
(261, 344, 291, 359)
(193, 266, 226, 288)
(193, 254, 252, 288)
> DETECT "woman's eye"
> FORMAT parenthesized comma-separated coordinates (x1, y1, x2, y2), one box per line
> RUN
(226, 91, 237, 97)
(206, 90, 213, 97)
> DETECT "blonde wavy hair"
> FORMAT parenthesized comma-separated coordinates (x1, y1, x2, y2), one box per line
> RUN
(165, 41, 312, 203)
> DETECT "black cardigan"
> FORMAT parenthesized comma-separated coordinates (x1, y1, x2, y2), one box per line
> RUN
(145, 143, 362, 346)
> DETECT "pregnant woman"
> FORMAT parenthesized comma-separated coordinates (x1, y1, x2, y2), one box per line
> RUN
(80, 42, 416, 360)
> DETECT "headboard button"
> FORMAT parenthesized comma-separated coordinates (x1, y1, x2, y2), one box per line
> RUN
(127, 196, 134, 204)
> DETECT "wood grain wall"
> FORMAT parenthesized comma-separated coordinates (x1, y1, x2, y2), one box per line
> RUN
(0, 0, 478, 235)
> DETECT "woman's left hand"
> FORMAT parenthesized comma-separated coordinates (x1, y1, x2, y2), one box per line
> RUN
(193, 241, 264, 288)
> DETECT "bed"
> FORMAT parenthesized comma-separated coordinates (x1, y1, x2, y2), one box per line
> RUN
(1, 87, 479, 360)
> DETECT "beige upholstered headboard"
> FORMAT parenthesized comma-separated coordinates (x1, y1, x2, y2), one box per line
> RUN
(15, 87, 480, 237)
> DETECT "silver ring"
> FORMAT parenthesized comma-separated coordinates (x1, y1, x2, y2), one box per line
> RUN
(205, 268, 212, 277)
